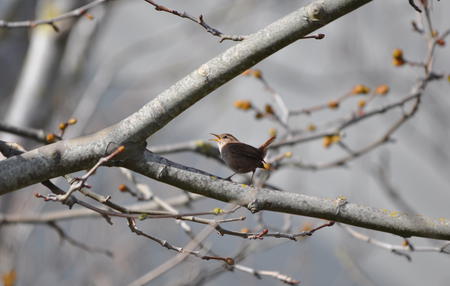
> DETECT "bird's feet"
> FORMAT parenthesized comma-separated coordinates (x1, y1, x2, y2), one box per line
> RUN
(225, 173, 236, 181)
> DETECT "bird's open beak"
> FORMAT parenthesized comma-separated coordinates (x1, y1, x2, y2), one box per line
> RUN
(209, 133, 220, 142)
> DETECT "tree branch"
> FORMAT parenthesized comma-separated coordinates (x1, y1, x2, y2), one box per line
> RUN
(122, 150, 450, 241)
(0, 0, 110, 30)
(0, 0, 373, 193)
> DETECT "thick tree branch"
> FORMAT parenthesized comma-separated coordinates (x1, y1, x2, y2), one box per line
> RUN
(122, 150, 450, 241)
(0, 0, 372, 193)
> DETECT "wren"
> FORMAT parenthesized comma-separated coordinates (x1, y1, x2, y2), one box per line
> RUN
(210, 133, 276, 183)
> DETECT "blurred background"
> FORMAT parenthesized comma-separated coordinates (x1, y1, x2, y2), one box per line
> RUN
(1, 0, 449, 285)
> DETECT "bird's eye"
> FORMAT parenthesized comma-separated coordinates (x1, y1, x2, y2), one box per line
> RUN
(223, 135, 228, 139)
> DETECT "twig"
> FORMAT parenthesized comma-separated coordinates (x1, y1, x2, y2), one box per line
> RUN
(0, 0, 110, 31)
(289, 91, 354, 116)
(127, 207, 234, 286)
(214, 220, 334, 241)
(40, 145, 126, 203)
(0, 121, 48, 143)
(246, 70, 290, 124)
(408, 0, 422, 13)
(282, 69, 436, 170)
(0, 194, 203, 224)
(47, 222, 113, 257)
(341, 224, 450, 261)
(370, 154, 416, 214)
(128, 218, 203, 258)
(143, 0, 246, 42)
(233, 264, 300, 285)
(265, 92, 418, 150)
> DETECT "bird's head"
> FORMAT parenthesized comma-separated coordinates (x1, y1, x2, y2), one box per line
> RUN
(209, 133, 239, 150)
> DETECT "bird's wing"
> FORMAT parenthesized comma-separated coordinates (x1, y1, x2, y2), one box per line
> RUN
(224, 143, 263, 161)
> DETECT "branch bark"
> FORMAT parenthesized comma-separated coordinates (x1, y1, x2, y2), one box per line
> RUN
(122, 150, 450, 241)
(0, 0, 373, 193)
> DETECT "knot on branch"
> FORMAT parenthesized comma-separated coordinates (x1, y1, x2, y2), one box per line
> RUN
(306, 2, 326, 22)
(247, 199, 263, 213)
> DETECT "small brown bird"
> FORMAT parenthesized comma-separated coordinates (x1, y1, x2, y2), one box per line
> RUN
(210, 133, 276, 182)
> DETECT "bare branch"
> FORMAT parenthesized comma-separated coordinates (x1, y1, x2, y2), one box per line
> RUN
(47, 222, 113, 257)
(142, 0, 246, 42)
(340, 224, 450, 261)
(0, 194, 203, 224)
(408, 0, 422, 13)
(214, 221, 334, 241)
(0, 121, 48, 143)
(233, 264, 300, 285)
(0, 0, 111, 30)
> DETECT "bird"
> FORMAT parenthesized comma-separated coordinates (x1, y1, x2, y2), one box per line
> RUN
(210, 133, 276, 183)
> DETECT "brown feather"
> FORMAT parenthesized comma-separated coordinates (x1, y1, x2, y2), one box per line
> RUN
(221, 143, 264, 173)
(258, 136, 276, 154)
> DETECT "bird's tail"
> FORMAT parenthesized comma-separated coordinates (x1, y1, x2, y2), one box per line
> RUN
(258, 136, 276, 152)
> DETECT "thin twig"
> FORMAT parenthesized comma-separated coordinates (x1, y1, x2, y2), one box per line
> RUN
(0, 121, 48, 143)
(143, 0, 246, 42)
(127, 205, 236, 286)
(47, 222, 113, 257)
(214, 220, 334, 241)
(0, 0, 110, 31)
(340, 224, 450, 262)
(233, 264, 300, 285)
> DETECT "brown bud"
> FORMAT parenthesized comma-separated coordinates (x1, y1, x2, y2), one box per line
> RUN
(392, 58, 405, 67)
(264, 104, 274, 114)
(252, 69, 262, 79)
(268, 128, 277, 137)
(358, 100, 366, 108)
(327, 100, 339, 109)
(301, 222, 314, 232)
(331, 134, 341, 143)
(2, 270, 16, 286)
(46, 133, 57, 143)
(284, 151, 293, 158)
(436, 38, 446, 46)
(67, 118, 78, 125)
(59, 122, 68, 130)
(233, 100, 252, 110)
(323, 136, 333, 148)
(242, 69, 252, 76)
(392, 48, 403, 59)
(307, 124, 317, 131)
(118, 184, 128, 192)
(84, 13, 94, 20)
(352, 84, 370, 95)
(242, 69, 263, 79)
(240, 227, 250, 233)
(225, 257, 235, 265)
(375, 84, 390, 95)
